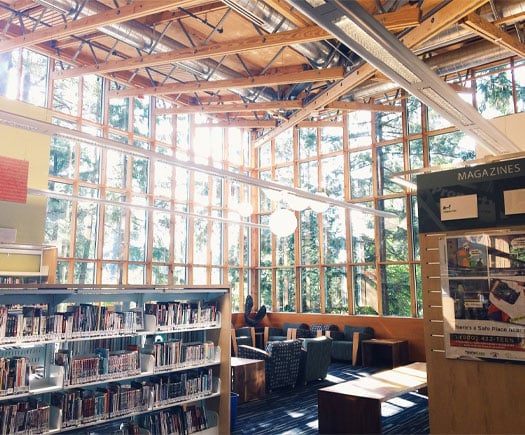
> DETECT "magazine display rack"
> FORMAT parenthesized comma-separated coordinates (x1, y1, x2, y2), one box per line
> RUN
(0, 284, 231, 434)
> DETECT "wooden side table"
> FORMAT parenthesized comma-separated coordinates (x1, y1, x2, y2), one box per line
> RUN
(361, 338, 409, 368)
(231, 357, 266, 403)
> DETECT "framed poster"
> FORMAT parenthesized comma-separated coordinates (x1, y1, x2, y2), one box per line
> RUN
(440, 231, 525, 363)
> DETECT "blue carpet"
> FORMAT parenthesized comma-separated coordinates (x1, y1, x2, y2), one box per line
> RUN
(231, 363, 429, 434)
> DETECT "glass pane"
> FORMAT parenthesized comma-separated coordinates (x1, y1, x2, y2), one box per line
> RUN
(414, 263, 423, 318)
(429, 131, 475, 166)
(152, 265, 169, 285)
(50, 137, 75, 178)
(74, 262, 95, 284)
(378, 198, 407, 262)
(152, 210, 170, 262)
(259, 224, 272, 267)
(276, 235, 295, 266)
(109, 97, 129, 131)
(407, 96, 422, 135)
(325, 266, 348, 314)
(128, 264, 145, 285)
(210, 218, 222, 266)
(156, 114, 173, 143)
(154, 161, 173, 198)
(193, 266, 207, 285)
(411, 195, 420, 260)
(323, 207, 347, 264)
(133, 96, 150, 136)
(193, 216, 208, 264)
(259, 142, 272, 167)
(348, 111, 371, 148)
(381, 264, 411, 317)
(476, 65, 514, 118)
(377, 142, 404, 195)
(106, 150, 127, 189)
(276, 268, 295, 312)
(229, 268, 241, 312)
(301, 267, 320, 313)
(0, 50, 20, 99)
(350, 207, 375, 263)
(82, 75, 103, 123)
(45, 196, 73, 258)
(53, 77, 79, 115)
(103, 205, 124, 260)
(79, 144, 100, 184)
(375, 110, 402, 142)
(349, 150, 372, 198)
(320, 126, 343, 154)
(427, 105, 452, 130)
(409, 138, 424, 172)
(173, 266, 186, 285)
(299, 127, 317, 159)
(75, 202, 98, 259)
(352, 265, 378, 315)
(259, 269, 272, 309)
(300, 210, 319, 264)
(21, 49, 48, 106)
(132, 157, 149, 193)
(174, 215, 187, 264)
(322, 155, 344, 199)
(130, 207, 146, 262)
(515, 61, 525, 113)
(275, 129, 293, 164)
(101, 263, 122, 285)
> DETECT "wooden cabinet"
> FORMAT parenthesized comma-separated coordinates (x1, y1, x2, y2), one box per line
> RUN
(0, 284, 231, 434)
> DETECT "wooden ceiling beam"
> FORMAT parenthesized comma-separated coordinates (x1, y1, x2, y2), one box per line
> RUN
(141, 2, 226, 26)
(0, 0, 188, 54)
(327, 101, 403, 112)
(254, 0, 490, 147)
(52, 25, 330, 80)
(157, 100, 303, 115)
(108, 66, 345, 98)
(374, 4, 421, 32)
(461, 12, 525, 58)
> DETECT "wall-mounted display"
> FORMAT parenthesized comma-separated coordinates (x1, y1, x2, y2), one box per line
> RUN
(440, 231, 525, 363)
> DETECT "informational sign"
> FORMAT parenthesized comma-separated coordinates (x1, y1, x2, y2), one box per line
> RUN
(441, 231, 525, 363)
(440, 194, 478, 221)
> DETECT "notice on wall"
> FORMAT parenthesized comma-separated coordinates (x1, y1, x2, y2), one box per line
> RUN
(440, 194, 478, 221)
(0, 156, 28, 203)
(441, 231, 525, 363)
(504, 188, 525, 215)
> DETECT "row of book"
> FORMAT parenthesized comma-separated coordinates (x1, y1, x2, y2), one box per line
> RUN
(0, 399, 50, 434)
(0, 305, 136, 342)
(0, 356, 30, 396)
(143, 340, 216, 372)
(144, 301, 218, 328)
(55, 347, 140, 387)
(150, 369, 214, 406)
(140, 405, 210, 435)
(50, 370, 213, 430)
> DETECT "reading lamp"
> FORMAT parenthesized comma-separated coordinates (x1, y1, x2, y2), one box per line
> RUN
(287, 0, 522, 156)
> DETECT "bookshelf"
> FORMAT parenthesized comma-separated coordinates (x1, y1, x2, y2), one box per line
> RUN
(0, 284, 231, 434)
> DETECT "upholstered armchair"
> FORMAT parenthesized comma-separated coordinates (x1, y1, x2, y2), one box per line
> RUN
(231, 326, 255, 356)
(298, 335, 333, 384)
(263, 322, 310, 346)
(238, 339, 302, 392)
(329, 325, 375, 365)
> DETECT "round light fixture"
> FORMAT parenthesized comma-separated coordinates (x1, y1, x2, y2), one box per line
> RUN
(284, 192, 310, 211)
(309, 192, 330, 213)
(236, 201, 254, 217)
(269, 208, 297, 237)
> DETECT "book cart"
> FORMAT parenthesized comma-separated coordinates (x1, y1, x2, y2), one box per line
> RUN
(0, 284, 231, 434)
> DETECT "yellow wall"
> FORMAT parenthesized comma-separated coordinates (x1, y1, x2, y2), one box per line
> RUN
(0, 97, 50, 244)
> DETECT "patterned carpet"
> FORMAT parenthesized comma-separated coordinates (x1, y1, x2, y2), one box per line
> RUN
(231, 362, 429, 435)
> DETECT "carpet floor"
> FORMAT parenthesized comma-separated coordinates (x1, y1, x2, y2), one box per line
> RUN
(231, 362, 429, 434)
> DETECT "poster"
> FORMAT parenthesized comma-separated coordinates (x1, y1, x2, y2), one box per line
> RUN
(441, 231, 525, 363)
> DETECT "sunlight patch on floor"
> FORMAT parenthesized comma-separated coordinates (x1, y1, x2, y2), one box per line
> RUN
(382, 393, 426, 417)
(286, 411, 306, 418)
(325, 373, 346, 382)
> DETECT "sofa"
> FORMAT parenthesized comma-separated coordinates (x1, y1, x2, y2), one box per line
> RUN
(298, 335, 333, 384)
(238, 339, 303, 392)
(329, 325, 375, 365)
(264, 322, 310, 346)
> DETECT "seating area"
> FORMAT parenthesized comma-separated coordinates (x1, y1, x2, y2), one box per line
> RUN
(231, 322, 377, 392)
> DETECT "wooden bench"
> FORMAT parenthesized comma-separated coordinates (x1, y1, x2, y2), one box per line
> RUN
(318, 362, 427, 434)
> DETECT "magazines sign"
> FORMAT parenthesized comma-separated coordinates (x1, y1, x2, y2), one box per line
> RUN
(441, 231, 525, 363)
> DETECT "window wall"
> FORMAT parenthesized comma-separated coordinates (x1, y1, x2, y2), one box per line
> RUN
(1, 48, 524, 318)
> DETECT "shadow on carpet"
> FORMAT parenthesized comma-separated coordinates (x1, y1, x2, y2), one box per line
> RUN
(231, 362, 429, 435)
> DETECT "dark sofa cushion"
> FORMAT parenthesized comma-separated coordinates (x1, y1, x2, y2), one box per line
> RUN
(343, 325, 374, 341)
